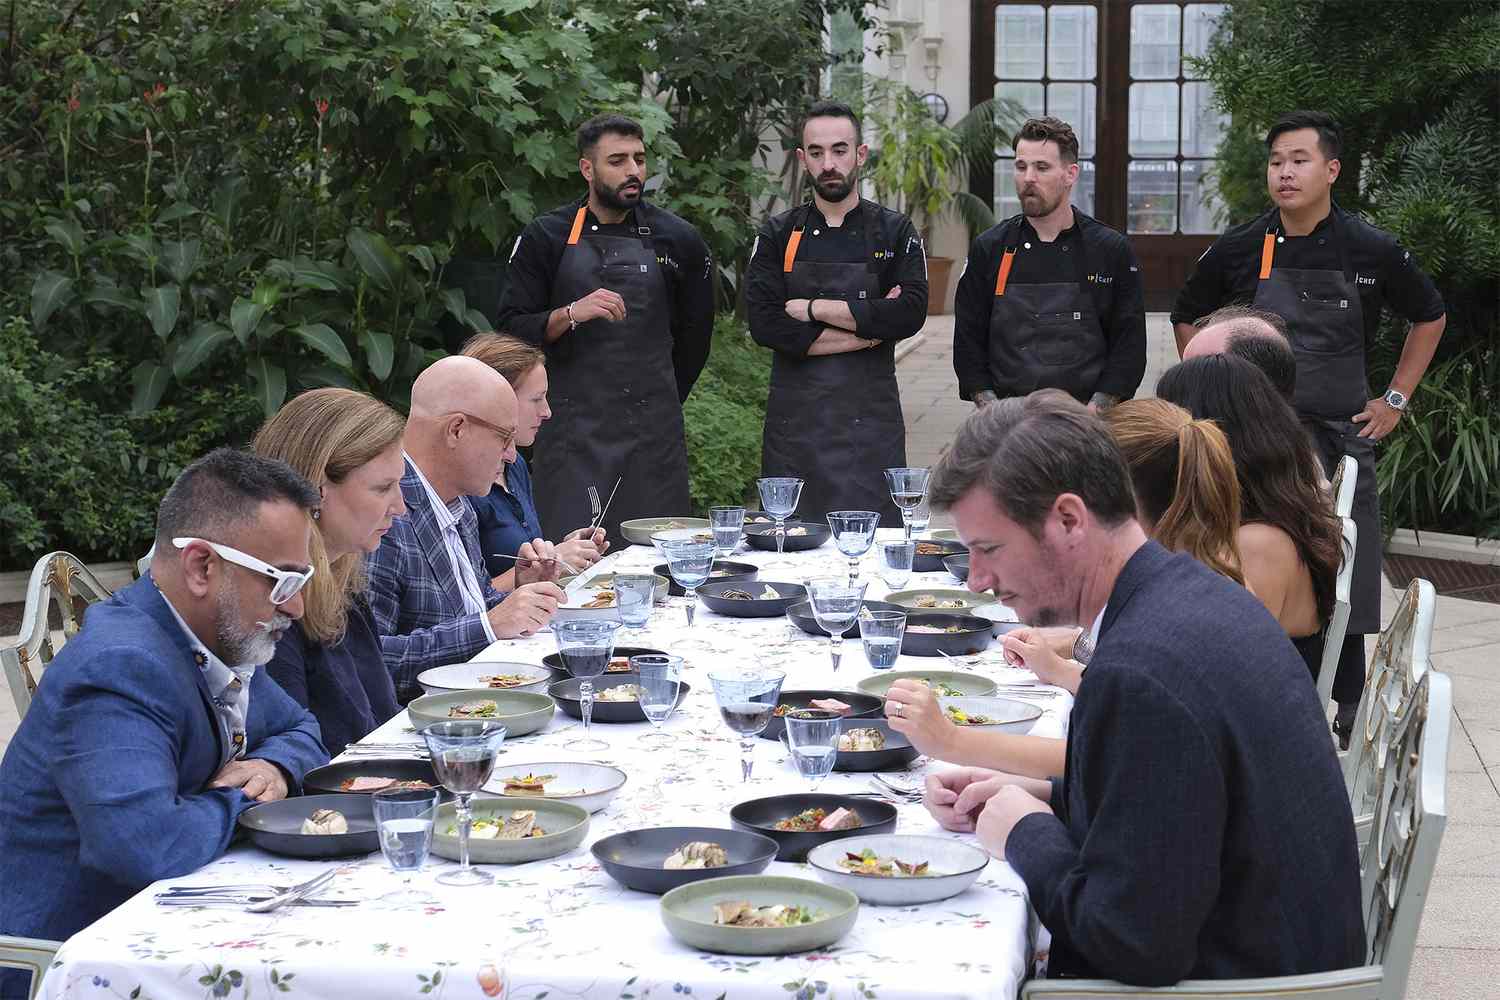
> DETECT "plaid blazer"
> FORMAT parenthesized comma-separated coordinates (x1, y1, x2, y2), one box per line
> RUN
(367, 461, 506, 702)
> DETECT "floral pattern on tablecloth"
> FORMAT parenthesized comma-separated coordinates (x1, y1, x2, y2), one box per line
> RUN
(41, 534, 1069, 1000)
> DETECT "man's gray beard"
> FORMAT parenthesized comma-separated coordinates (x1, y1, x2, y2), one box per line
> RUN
(215, 580, 290, 666)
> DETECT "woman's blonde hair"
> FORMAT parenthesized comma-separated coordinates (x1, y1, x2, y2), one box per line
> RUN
(251, 388, 406, 644)
(460, 332, 545, 388)
(1104, 399, 1245, 586)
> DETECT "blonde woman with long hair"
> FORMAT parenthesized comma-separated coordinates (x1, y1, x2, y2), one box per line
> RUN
(255, 388, 407, 750)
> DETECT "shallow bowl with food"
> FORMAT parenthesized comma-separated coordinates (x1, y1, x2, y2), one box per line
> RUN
(416, 660, 556, 697)
(482, 761, 627, 813)
(829, 718, 920, 772)
(937, 696, 1044, 734)
(854, 670, 998, 699)
(653, 560, 758, 596)
(407, 689, 555, 736)
(591, 826, 779, 894)
(742, 521, 831, 552)
(237, 793, 378, 858)
(548, 674, 691, 723)
(759, 689, 882, 742)
(911, 539, 968, 573)
(729, 793, 897, 862)
(785, 599, 904, 639)
(649, 526, 718, 558)
(899, 612, 992, 657)
(303, 758, 442, 797)
(541, 645, 666, 677)
(660, 875, 859, 955)
(621, 517, 710, 547)
(943, 553, 969, 582)
(882, 588, 984, 614)
(579, 572, 670, 605)
(806, 834, 990, 905)
(698, 580, 806, 619)
(430, 796, 589, 864)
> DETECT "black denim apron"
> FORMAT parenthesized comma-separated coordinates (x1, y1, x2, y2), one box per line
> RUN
(985, 221, 1106, 404)
(530, 203, 691, 545)
(1251, 219, 1381, 634)
(760, 203, 904, 526)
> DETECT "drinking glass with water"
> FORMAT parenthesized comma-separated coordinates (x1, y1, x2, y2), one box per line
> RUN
(612, 574, 656, 628)
(859, 609, 907, 670)
(785, 709, 840, 789)
(907, 496, 931, 535)
(827, 510, 881, 584)
(373, 785, 440, 904)
(806, 577, 867, 672)
(879, 540, 916, 590)
(661, 538, 714, 627)
(632, 653, 683, 744)
(709, 506, 746, 557)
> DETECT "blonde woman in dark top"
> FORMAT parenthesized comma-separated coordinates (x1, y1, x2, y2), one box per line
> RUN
(255, 388, 408, 752)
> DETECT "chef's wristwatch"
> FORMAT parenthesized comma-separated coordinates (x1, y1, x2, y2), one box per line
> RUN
(1072, 628, 1095, 667)
(1382, 388, 1408, 411)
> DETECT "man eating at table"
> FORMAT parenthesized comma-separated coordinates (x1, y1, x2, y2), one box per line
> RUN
(0, 450, 328, 975)
(913, 391, 1363, 986)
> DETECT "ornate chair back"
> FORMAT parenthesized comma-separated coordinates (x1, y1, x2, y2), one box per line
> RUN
(0, 552, 113, 721)
(1316, 517, 1358, 711)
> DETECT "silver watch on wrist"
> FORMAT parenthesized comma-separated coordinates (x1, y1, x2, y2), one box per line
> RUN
(566, 301, 578, 331)
(1072, 628, 1095, 666)
(1382, 388, 1408, 411)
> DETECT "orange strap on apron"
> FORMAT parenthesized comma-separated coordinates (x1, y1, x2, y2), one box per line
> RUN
(993, 249, 1016, 296)
(1258, 232, 1277, 280)
(783, 228, 804, 273)
(566, 206, 588, 246)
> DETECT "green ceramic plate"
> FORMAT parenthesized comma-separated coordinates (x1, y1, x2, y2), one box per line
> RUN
(620, 517, 710, 546)
(407, 689, 555, 736)
(882, 588, 984, 613)
(855, 669, 998, 699)
(660, 875, 859, 955)
(578, 572, 670, 605)
(430, 797, 589, 864)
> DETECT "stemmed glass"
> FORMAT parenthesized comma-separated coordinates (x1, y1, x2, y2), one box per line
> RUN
(372, 785, 440, 904)
(420, 719, 508, 887)
(709, 669, 786, 782)
(632, 653, 683, 744)
(884, 468, 931, 540)
(785, 710, 840, 789)
(756, 477, 804, 565)
(661, 537, 714, 626)
(554, 618, 622, 752)
(827, 510, 881, 583)
(806, 577, 867, 672)
(709, 506, 746, 557)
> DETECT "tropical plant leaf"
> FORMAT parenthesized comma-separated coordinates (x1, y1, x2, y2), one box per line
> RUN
(230, 296, 267, 344)
(439, 287, 468, 324)
(248, 356, 288, 416)
(30, 271, 76, 329)
(130, 361, 170, 414)
(211, 175, 247, 231)
(156, 202, 200, 224)
(162, 239, 204, 285)
(347, 228, 405, 294)
(297, 364, 359, 390)
(292, 323, 354, 368)
(360, 330, 395, 381)
(144, 285, 182, 339)
(172, 323, 236, 378)
(82, 281, 143, 315)
(44, 217, 86, 257)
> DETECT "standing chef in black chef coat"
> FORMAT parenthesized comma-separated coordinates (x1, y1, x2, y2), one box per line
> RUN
(497, 113, 714, 544)
(746, 101, 929, 526)
(1172, 110, 1446, 744)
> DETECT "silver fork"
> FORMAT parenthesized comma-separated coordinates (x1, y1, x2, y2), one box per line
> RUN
(871, 774, 924, 800)
(587, 485, 602, 528)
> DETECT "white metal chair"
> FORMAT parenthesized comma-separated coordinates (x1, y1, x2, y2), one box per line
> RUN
(135, 543, 155, 580)
(1020, 667, 1453, 1000)
(0, 935, 61, 999)
(1315, 517, 1358, 711)
(1331, 453, 1357, 519)
(0, 552, 113, 721)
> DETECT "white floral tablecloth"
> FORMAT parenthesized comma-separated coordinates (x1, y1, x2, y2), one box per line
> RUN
(42, 533, 1070, 1000)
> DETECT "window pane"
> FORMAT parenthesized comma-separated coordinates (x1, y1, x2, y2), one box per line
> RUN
(1183, 4, 1229, 72)
(1074, 159, 1097, 216)
(994, 159, 1096, 220)
(1047, 83, 1097, 157)
(997, 5, 1045, 79)
(1182, 81, 1227, 156)
(1180, 160, 1226, 234)
(1130, 4, 1181, 80)
(1128, 160, 1178, 234)
(1048, 4, 1097, 80)
(997, 81, 1045, 125)
(1129, 82, 1179, 157)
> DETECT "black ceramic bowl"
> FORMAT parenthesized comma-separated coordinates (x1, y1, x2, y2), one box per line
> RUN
(912, 540, 968, 573)
(743, 521, 831, 552)
(833, 718, 920, 772)
(785, 599, 905, 639)
(548, 674, 691, 723)
(303, 758, 442, 797)
(653, 561, 759, 597)
(901, 612, 993, 657)
(237, 793, 378, 858)
(759, 689, 883, 742)
(590, 826, 779, 894)
(729, 793, 897, 862)
(541, 646, 665, 677)
(698, 580, 807, 619)
(943, 553, 969, 582)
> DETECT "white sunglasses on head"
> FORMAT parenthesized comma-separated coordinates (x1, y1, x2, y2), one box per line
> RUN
(172, 537, 314, 606)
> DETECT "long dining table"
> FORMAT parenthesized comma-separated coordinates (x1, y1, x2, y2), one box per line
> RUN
(38, 529, 1071, 1000)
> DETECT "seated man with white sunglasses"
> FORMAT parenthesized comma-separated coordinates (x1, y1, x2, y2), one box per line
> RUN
(0, 448, 328, 957)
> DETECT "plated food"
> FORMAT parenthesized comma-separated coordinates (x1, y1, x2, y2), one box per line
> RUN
(416, 661, 556, 697)
(914, 595, 966, 609)
(300, 808, 348, 836)
(837, 728, 885, 752)
(465, 810, 549, 840)
(659, 875, 859, 955)
(449, 699, 498, 718)
(911, 541, 968, 573)
(478, 672, 541, 689)
(698, 580, 806, 619)
(548, 675, 691, 723)
(944, 705, 995, 726)
(721, 584, 782, 601)
(743, 520, 831, 552)
(773, 806, 862, 833)
(340, 776, 433, 793)
(592, 827, 779, 894)
(664, 841, 729, 870)
(759, 689, 882, 742)
(237, 793, 378, 858)
(654, 560, 757, 596)
(836, 848, 933, 878)
(579, 589, 615, 610)
(907, 623, 964, 633)
(595, 684, 641, 703)
(883, 589, 980, 613)
(407, 689, 556, 736)
(430, 798, 590, 864)
(621, 516, 710, 546)
(855, 670, 998, 699)
(806, 835, 989, 906)
(712, 901, 823, 927)
(829, 719, 919, 772)
(936, 696, 1044, 734)
(484, 762, 627, 813)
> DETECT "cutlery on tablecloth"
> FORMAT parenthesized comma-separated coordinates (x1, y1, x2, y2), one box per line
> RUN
(245, 866, 340, 913)
(870, 774, 923, 800)
(491, 551, 583, 576)
(156, 895, 357, 908)
(589, 476, 623, 533)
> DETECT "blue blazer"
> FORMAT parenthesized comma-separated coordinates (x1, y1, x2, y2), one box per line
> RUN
(367, 460, 508, 702)
(0, 576, 328, 945)
(474, 455, 544, 580)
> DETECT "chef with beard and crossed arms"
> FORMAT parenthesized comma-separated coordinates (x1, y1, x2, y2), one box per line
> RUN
(745, 100, 929, 527)
(497, 113, 714, 545)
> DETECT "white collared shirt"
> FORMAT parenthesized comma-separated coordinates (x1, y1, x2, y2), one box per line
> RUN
(404, 452, 497, 643)
(155, 581, 255, 766)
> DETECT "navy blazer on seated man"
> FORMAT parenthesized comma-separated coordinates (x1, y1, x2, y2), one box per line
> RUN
(0, 575, 327, 947)
(1006, 541, 1365, 984)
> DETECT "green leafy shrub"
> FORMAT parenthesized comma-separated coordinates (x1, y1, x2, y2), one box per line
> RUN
(683, 316, 773, 512)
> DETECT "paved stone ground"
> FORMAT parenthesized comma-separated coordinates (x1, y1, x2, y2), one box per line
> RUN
(2, 316, 1496, 990)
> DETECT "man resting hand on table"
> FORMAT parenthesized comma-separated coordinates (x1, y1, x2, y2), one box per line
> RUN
(0, 449, 328, 967)
(913, 391, 1363, 986)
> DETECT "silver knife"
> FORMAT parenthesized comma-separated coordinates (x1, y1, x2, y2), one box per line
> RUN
(158, 895, 356, 908)
(244, 866, 339, 913)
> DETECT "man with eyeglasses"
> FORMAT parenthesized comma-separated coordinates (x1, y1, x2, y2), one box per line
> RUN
(0, 449, 328, 959)
(367, 356, 568, 701)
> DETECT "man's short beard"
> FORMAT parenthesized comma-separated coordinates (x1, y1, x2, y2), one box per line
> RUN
(1020, 189, 1065, 219)
(813, 167, 858, 203)
(593, 176, 641, 213)
(215, 578, 291, 666)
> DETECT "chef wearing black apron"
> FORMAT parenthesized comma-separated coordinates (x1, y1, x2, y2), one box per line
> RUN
(745, 103, 929, 527)
(497, 114, 714, 546)
(954, 117, 1145, 411)
(1172, 111, 1446, 738)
